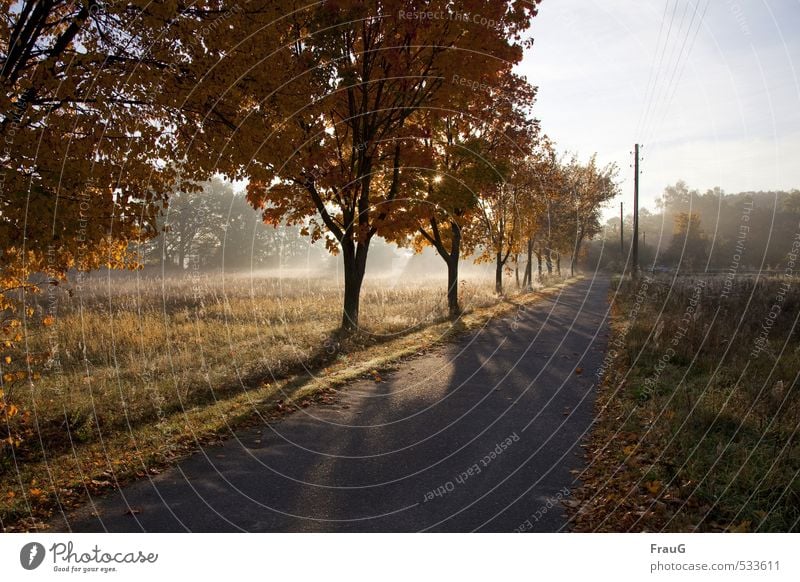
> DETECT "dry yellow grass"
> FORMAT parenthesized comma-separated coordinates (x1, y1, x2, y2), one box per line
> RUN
(570, 275, 800, 532)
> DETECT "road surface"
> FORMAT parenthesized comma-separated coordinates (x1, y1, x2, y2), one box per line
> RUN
(52, 275, 611, 532)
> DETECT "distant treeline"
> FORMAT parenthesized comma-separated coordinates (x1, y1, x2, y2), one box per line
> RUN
(586, 182, 800, 272)
(139, 178, 483, 278)
(140, 178, 326, 272)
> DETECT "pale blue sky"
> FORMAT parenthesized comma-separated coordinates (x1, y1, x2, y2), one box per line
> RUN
(518, 0, 800, 216)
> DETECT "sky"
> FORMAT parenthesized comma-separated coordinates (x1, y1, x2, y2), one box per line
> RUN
(517, 0, 800, 219)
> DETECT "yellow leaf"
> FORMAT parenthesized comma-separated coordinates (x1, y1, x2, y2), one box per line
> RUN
(42, 315, 55, 326)
(645, 480, 662, 494)
(4, 355, 11, 364)
(29, 488, 43, 497)
(7, 404, 18, 417)
(729, 520, 751, 533)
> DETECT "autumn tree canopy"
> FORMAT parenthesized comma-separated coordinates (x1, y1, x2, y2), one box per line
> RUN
(385, 71, 537, 314)
(1, 1, 190, 296)
(562, 154, 619, 276)
(667, 211, 708, 270)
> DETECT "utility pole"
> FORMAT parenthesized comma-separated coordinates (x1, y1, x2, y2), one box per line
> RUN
(620, 202, 624, 255)
(633, 143, 640, 276)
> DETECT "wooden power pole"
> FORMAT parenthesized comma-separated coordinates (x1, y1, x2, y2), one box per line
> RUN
(632, 144, 640, 275)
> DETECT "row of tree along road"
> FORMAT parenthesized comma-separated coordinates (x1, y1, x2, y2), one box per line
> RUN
(1, 0, 618, 332)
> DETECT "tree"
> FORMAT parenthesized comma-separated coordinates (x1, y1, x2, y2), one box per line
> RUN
(394, 112, 477, 317)
(667, 212, 708, 270)
(393, 72, 536, 314)
(467, 86, 537, 294)
(565, 154, 619, 276)
(658, 180, 694, 216)
(477, 162, 527, 295)
(0, 0, 215, 452)
(521, 146, 573, 281)
(516, 138, 560, 289)
(0, 2, 268, 455)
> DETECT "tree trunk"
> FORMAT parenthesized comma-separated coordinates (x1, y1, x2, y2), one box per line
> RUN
(495, 251, 503, 294)
(340, 240, 369, 332)
(523, 239, 533, 290)
(420, 218, 462, 318)
(514, 254, 520, 288)
(556, 254, 561, 277)
(571, 232, 585, 277)
(446, 220, 462, 318)
(446, 257, 460, 318)
(535, 249, 543, 281)
(545, 251, 553, 274)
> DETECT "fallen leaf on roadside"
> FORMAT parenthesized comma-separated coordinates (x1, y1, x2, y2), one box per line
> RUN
(645, 480, 662, 494)
(728, 520, 751, 533)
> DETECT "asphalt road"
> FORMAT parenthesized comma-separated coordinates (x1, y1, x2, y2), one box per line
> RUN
(52, 275, 611, 532)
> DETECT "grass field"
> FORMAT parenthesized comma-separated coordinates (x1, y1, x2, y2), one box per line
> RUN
(571, 274, 800, 532)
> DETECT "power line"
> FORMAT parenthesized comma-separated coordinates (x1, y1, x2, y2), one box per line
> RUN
(645, 0, 710, 144)
(641, 0, 696, 141)
(637, 0, 680, 140)
(635, 0, 673, 139)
